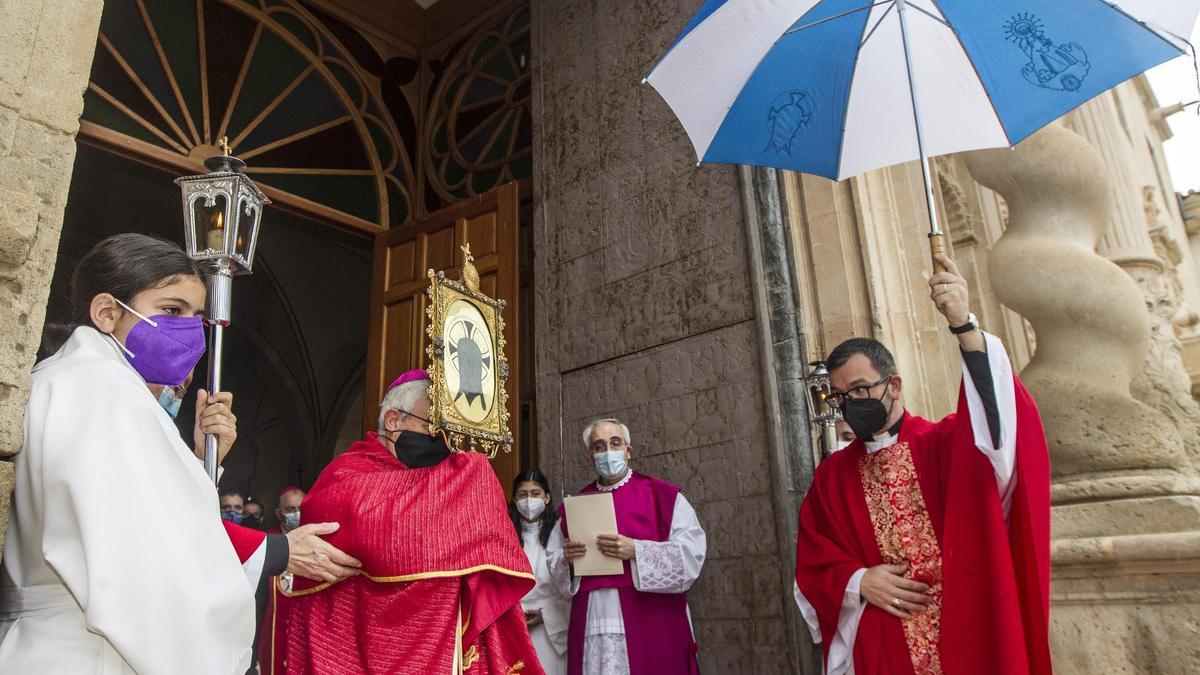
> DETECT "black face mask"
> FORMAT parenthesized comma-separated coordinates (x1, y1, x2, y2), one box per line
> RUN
(382, 430, 451, 468)
(841, 382, 896, 440)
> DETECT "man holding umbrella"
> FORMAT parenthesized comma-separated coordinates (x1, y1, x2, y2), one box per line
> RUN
(793, 252, 1051, 674)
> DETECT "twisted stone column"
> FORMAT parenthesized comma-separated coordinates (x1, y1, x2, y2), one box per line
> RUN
(968, 124, 1200, 674)
(967, 124, 1188, 488)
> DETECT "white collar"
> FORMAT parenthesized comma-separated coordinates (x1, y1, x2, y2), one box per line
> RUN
(521, 519, 541, 531)
(863, 432, 899, 454)
(594, 469, 633, 492)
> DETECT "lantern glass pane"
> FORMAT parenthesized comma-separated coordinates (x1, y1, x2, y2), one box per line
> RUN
(192, 194, 230, 253)
(234, 198, 257, 262)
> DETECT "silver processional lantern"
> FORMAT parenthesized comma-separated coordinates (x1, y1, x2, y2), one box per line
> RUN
(175, 137, 270, 482)
(803, 358, 842, 460)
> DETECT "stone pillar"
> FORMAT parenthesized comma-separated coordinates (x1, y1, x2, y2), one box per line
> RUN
(1067, 97, 1200, 465)
(0, 0, 104, 551)
(968, 124, 1200, 674)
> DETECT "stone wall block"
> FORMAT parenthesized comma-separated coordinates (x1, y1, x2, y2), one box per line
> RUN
(0, 1, 104, 566)
(0, 1, 101, 134)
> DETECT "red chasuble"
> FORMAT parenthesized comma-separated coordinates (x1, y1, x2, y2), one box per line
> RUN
(284, 434, 543, 675)
(795, 379, 1051, 675)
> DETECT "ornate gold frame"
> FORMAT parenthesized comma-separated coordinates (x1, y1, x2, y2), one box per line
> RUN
(425, 244, 512, 457)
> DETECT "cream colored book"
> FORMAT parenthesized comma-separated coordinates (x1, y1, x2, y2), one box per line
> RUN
(562, 492, 624, 576)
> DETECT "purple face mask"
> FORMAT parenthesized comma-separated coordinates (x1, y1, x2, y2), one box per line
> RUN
(111, 298, 206, 386)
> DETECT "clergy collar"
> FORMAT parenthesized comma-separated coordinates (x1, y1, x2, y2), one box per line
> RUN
(864, 411, 907, 454)
(595, 469, 633, 492)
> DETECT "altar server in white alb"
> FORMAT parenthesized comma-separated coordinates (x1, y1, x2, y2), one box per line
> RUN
(556, 418, 707, 675)
(510, 469, 572, 675)
(0, 234, 277, 673)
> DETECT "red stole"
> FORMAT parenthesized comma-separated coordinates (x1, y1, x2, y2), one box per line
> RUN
(795, 378, 1051, 675)
(284, 435, 542, 675)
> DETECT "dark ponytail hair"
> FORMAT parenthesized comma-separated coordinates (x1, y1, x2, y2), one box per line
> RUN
(43, 234, 201, 354)
(70, 233, 201, 325)
(509, 468, 559, 549)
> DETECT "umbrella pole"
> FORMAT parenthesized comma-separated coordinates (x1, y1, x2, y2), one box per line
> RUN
(896, 0, 947, 274)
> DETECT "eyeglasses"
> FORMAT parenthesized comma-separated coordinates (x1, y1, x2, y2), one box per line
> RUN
(590, 437, 627, 454)
(828, 376, 892, 408)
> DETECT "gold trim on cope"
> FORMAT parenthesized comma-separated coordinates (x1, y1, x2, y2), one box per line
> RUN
(282, 564, 535, 597)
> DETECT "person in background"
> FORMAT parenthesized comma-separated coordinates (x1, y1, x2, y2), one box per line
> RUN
(220, 489, 247, 524)
(275, 487, 305, 534)
(244, 499, 265, 529)
(834, 419, 855, 452)
(510, 469, 570, 675)
(258, 486, 306, 674)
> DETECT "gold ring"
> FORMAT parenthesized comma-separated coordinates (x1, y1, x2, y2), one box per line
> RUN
(891, 598, 901, 607)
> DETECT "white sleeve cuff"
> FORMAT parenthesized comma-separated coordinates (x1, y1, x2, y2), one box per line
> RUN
(828, 569, 868, 675)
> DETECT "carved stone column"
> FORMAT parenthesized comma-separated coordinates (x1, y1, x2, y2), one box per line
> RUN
(968, 124, 1200, 674)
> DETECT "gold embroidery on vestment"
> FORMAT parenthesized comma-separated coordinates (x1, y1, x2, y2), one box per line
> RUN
(462, 645, 479, 670)
(859, 442, 945, 675)
(506, 661, 525, 674)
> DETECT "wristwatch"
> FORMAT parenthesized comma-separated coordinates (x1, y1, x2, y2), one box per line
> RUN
(949, 313, 979, 335)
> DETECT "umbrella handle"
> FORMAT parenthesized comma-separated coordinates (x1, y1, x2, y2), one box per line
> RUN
(929, 233, 948, 274)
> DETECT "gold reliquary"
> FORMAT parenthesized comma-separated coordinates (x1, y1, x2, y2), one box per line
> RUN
(424, 244, 512, 458)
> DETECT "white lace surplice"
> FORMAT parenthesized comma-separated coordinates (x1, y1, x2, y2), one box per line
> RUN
(549, 472, 707, 675)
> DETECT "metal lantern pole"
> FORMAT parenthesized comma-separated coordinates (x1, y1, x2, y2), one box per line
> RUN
(175, 137, 269, 483)
(202, 259, 233, 482)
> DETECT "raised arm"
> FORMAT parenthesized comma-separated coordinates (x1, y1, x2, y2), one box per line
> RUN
(929, 252, 1018, 514)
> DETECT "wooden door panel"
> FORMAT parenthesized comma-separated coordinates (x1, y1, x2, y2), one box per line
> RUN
(365, 182, 521, 489)
(385, 240, 418, 288)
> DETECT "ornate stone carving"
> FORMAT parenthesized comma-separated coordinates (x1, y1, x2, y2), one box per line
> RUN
(1132, 188, 1200, 470)
(934, 155, 978, 246)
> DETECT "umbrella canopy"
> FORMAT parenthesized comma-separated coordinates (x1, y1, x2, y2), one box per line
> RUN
(646, 0, 1198, 183)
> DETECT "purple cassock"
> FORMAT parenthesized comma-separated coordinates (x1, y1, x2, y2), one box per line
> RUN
(560, 472, 700, 675)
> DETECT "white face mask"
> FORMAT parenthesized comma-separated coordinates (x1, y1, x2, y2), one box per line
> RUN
(517, 497, 546, 521)
(835, 440, 853, 452)
(282, 510, 300, 533)
(594, 450, 629, 481)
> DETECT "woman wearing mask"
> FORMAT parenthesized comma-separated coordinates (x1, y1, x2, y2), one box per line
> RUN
(509, 469, 570, 675)
(0, 233, 259, 673)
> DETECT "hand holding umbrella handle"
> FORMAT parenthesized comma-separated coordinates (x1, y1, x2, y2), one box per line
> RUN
(929, 233, 948, 274)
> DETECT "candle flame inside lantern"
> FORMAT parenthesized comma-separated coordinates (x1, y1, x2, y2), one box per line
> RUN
(206, 209, 225, 250)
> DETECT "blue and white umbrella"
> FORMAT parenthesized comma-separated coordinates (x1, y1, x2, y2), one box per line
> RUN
(646, 0, 1200, 241)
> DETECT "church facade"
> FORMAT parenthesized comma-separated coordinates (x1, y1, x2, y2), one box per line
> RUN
(1, 0, 1197, 672)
